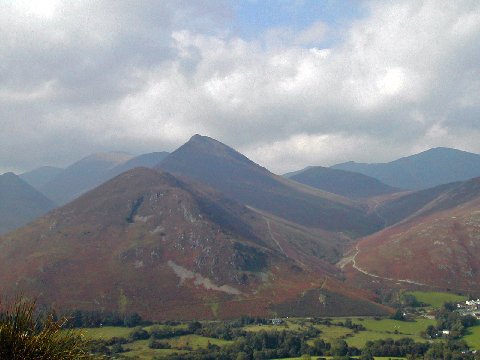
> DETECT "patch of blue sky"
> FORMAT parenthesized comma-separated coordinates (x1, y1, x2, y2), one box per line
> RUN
(230, 0, 368, 47)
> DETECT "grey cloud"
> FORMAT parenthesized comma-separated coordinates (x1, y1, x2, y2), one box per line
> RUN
(1, 0, 480, 175)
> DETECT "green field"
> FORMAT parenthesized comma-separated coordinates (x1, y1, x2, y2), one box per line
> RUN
(73, 326, 132, 339)
(244, 320, 303, 332)
(406, 291, 467, 308)
(310, 318, 435, 349)
(123, 340, 187, 359)
(310, 324, 352, 344)
(353, 318, 435, 334)
(71, 313, 478, 358)
(166, 334, 232, 349)
(276, 357, 405, 360)
(464, 325, 480, 350)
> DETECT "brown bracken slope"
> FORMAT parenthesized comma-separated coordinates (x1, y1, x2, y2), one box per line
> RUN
(0, 168, 389, 320)
(353, 177, 480, 292)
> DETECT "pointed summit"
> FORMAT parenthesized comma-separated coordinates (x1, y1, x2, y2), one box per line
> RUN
(171, 134, 261, 169)
(158, 135, 383, 235)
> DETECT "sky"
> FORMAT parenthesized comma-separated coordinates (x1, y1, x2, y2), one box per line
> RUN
(1, 0, 480, 174)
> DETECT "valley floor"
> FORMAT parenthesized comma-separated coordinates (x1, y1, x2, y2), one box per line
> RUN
(77, 316, 478, 359)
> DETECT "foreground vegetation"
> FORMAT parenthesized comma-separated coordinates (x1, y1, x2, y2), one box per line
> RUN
(3, 291, 479, 359)
(0, 298, 94, 359)
(71, 291, 478, 359)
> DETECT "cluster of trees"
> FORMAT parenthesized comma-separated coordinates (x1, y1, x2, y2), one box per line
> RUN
(422, 303, 478, 339)
(361, 338, 480, 360)
(361, 338, 430, 358)
(60, 309, 145, 328)
(163, 329, 360, 360)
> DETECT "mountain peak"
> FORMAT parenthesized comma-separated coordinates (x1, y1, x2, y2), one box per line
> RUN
(188, 134, 236, 151)
(0, 172, 19, 180)
(158, 136, 382, 234)
(167, 134, 256, 167)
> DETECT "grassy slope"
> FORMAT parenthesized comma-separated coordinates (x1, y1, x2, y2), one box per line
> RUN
(464, 325, 480, 350)
(73, 326, 132, 339)
(308, 318, 434, 349)
(406, 291, 467, 308)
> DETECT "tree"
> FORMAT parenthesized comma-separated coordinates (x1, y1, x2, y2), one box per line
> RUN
(236, 351, 249, 360)
(123, 312, 142, 327)
(391, 309, 406, 321)
(331, 339, 349, 356)
(128, 326, 149, 341)
(188, 321, 202, 333)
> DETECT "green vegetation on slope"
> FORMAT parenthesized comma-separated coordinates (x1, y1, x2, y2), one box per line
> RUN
(406, 291, 467, 308)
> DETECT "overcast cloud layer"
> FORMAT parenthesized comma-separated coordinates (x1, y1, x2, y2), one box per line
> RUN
(1, 0, 480, 174)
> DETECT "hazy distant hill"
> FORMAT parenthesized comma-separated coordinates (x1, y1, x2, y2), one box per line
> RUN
(37, 152, 170, 206)
(0, 168, 388, 319)
(20, 166, 63, 189)
(288, 166, 399, 199)
(354, 176, 480, 291)
(332, 147, 480, 189)
(39, 152, 134, 205)
(107, 152, 169, 177)
(0, 172, 55, 234)
(157, 135, 383, 236)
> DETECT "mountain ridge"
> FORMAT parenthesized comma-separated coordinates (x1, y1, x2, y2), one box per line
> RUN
(288, 166, 399, 199)
(157, 134, 384, 236)
(332, 147, 480, 189)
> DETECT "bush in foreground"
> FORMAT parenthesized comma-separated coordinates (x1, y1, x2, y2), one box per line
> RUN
(0, 298, 94, 359)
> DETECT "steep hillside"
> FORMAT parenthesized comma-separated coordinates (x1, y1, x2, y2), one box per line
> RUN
(0, 168, 388, 319)
(0, 172, 55, 235)
(157, 135, 383, 236)
(374, 179, 480, 226)
(352, 177, 480, 292)
(20, 166, 63, 189)
(289, 166, 399, 199)
(332, 147, 480, 189)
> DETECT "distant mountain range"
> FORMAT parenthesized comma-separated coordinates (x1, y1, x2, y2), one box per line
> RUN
(1, 137, 480, 317)
(332, 147, 480, 190)
(0, 172, 55, 235)
(24, 151, 169, 206)
(20, 166, 63, 189)
(287, 166, 399, 199)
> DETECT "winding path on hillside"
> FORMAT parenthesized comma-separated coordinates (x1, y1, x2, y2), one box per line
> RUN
(339, 244, 428, 286)
(265, 218, 287, 256)
(371, 199, 388, 228)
